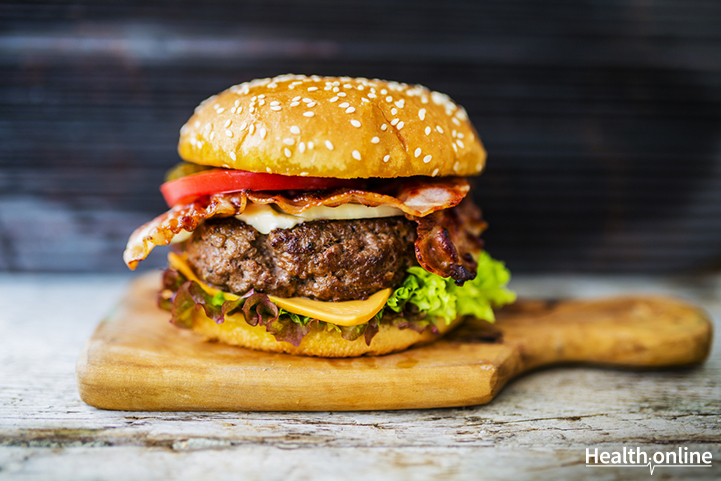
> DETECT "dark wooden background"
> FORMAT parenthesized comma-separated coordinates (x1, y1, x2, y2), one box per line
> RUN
(2, 0, 720, 273)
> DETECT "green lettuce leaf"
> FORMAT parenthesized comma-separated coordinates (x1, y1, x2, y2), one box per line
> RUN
(386, 251, 516, 324)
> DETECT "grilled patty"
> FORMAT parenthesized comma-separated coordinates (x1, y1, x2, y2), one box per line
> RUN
(184, 216, 418, 301)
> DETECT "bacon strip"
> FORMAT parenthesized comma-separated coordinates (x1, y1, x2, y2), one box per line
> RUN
(409, 199, 487, 284)
(124, 177, 474, 277)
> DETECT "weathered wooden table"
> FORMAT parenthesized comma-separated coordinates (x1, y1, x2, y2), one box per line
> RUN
(1, 273, 719, 480)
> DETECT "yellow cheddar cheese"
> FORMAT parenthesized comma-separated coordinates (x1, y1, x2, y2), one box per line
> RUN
(167, 252, 390, 327)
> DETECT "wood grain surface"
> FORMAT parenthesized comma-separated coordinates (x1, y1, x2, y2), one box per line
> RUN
(76, 273, 712, 411)
(2, 273, 720, 480)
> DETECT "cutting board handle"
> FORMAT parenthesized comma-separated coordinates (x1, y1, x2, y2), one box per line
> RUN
(474, 296, 713, 375)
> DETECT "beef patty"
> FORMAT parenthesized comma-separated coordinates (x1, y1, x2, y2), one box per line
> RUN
(184, 216, 418, 301)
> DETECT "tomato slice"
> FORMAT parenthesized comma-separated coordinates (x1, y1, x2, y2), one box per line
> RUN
(160, 169, 360, 206)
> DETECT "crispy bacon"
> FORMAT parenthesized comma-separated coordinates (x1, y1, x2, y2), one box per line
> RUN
(409, 199, 487, 284)
(124, 177, 475, 277)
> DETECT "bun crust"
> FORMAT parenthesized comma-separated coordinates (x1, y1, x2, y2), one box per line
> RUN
(178, 74, 486, 179)
(189, 309, 464, 357)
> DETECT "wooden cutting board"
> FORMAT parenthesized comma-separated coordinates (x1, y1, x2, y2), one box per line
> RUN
(76, 273, 713, 411)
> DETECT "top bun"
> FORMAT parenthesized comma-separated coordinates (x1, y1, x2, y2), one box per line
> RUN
(178, 74, 486, 179)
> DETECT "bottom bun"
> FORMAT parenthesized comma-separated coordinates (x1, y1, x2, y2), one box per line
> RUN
(188, 309, 465, 357)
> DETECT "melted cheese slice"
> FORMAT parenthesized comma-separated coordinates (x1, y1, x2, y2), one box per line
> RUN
(167, 252, 390, 327)
(236, 203, 405, 234)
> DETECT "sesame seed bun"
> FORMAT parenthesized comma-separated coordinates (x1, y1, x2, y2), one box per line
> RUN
(178, 74, 486, 179)
(188, 308, 465, 357)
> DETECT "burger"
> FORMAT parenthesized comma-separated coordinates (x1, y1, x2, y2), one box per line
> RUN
(123, 74, 515, 357)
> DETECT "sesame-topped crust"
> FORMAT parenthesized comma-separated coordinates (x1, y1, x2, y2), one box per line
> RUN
(178, 74, 486, 179)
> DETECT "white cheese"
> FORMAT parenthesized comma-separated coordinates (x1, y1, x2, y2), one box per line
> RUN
(236, 203, 404, 234)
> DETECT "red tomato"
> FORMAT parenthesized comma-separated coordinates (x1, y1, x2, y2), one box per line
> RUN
(160, 169, 360, 206)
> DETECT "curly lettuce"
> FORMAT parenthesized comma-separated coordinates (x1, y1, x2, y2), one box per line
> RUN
(385, 251, 516, 324)
(158, 251, 515, 346)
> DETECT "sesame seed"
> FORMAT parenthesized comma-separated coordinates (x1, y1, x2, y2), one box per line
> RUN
(457, 132, 464, 139)
(260, 128, 267, 139)
(383, 155, 390, 162)
(300, 172, 309, 176)
(333, 87, 339, 93)
(303, 111, 314, 117)
(239, 122, 247, 131)
(307, 141, 314, 149)
(270, 106, 281, 111)
(391, 108, 398, 115)
(292, 96, 301, 101)
(210, 131, 215, 140)
(290, 102, 300, 107)
(339, 102, 350, 108)
(344, 84, 353, 89)
(424, 155, 432, 163)
(299, 142, 306, 153)
(397, 121, 404, 129)
(307, 101, 316, 107)
(249, 124, 255, 135)
(381, 124, 388, 131)
(224, 119, 232, 128)
(457, 140, 464, 148)
(385, 96, 393, 102)
(205, 123, 212, 131)
(452, 143, 458, 152)
(352, 150, 361, 160)
(436, 125, 444, 134)
(307, 86, 318, 91)
(284, 147, 292, 158)
(303, 98, 312, 103)
(214, 103, 221, 109)
(367, 92, 377, 99)
(225, 129, 233, 137)
(270, 100, 280, 106)
(361, 97, 370, 103)
(329, 97, 339, 103)
(419, 108, 426, 120)
(452, 117, 461, 126)
(283, 138, 295, 145)
(337, 92, 347, 97)
(195, 121, 201, 128)
(381, 89, 388, 95)
(425, 126, 431, 135)
(432, 168, 439, 177)
(230, 107, 237, 114)
(258, 100, 265, 106)
(454, 161, 460, 172)
(415, 148, 422, 158)
(346, 107, 356, 114)
(421, 96, 429, 104)
(371, 136, 380, 144)
(237, 106, 242, 114)
(229, 152, 237, 161)
(395, 99, 405, 108)
(234, 99, 241, 107)
(357, 85, 364, 90)
(350, 119, 361, 128)
(258, 94, 266, 99)
(325, 140, 334, 150)
(267, 167, 272, 173)
(390, 118, 399, 126)
(290, 126, 301, 135)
